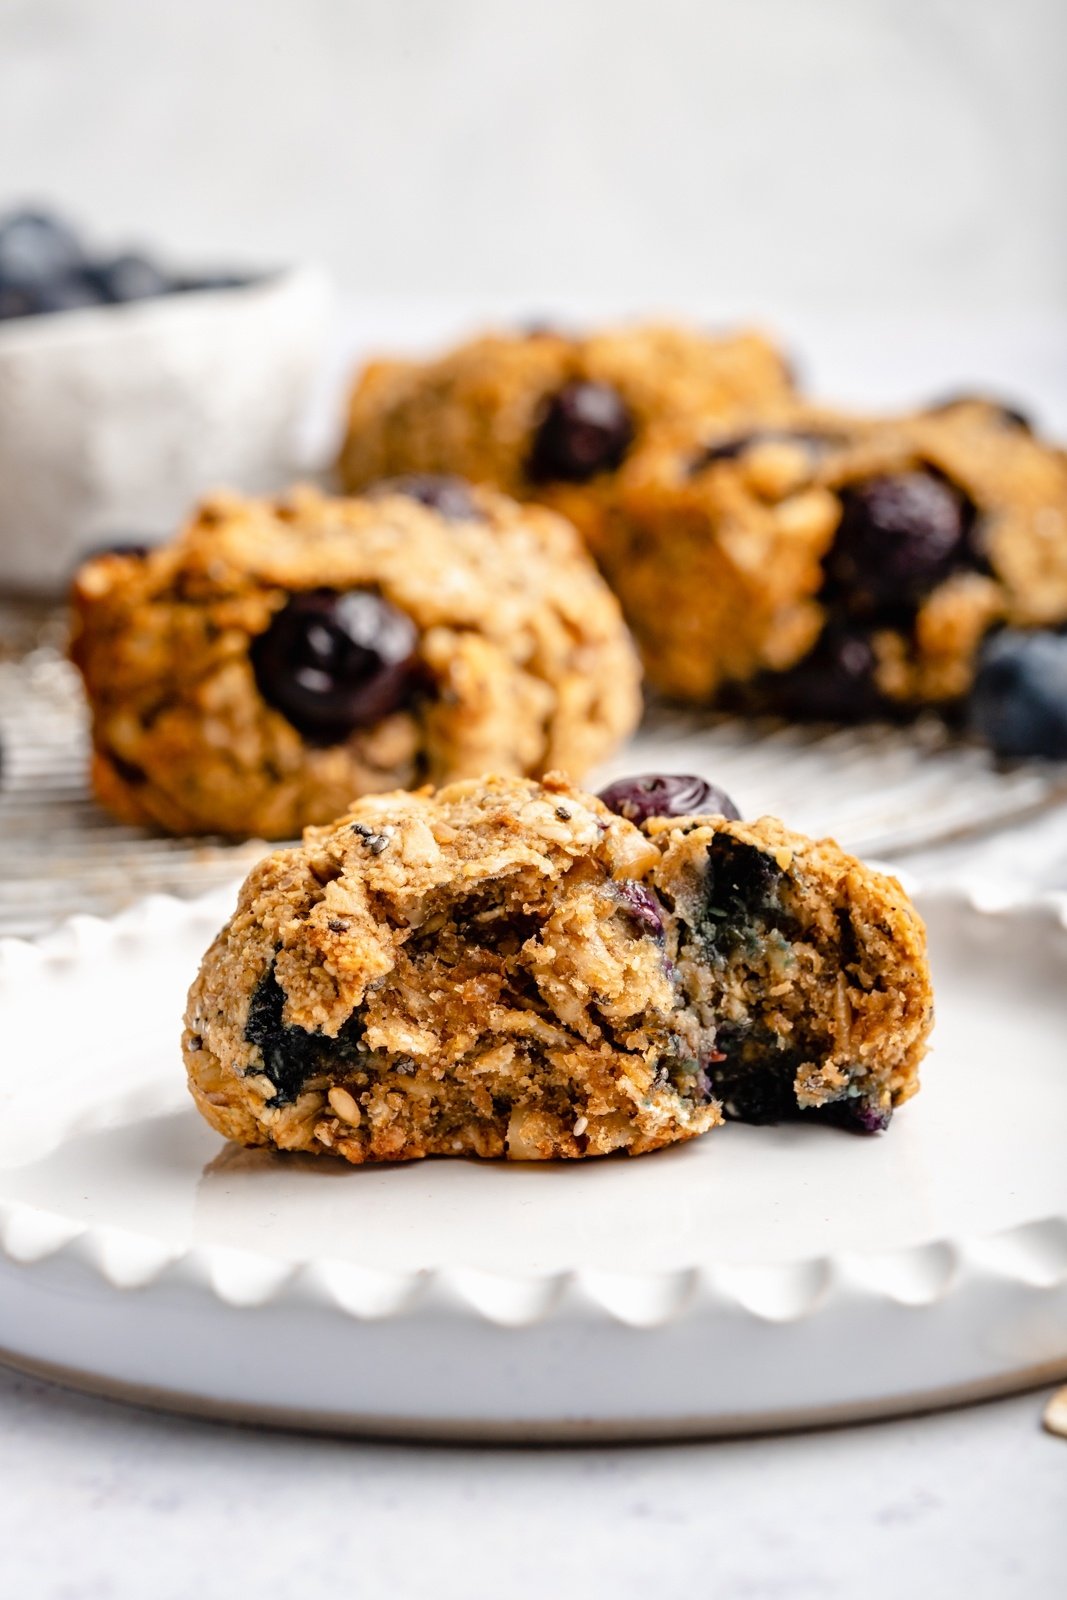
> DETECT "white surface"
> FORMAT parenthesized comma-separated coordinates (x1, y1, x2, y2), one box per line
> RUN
(0, 1367, 1062, 1600)
(2, 883, 1065, 1437)
(2, 1, 1065, 321)
(0, 266, 330, 593)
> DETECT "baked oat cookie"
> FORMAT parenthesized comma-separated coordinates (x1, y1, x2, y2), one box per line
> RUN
(337, 322, 794, 553)
(183, 772, 932, 1164)
(70, 481, 640, 839)
(608, 400, 1067, 719)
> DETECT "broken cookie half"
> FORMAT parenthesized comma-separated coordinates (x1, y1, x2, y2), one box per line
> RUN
(184, 772, 933, 1163)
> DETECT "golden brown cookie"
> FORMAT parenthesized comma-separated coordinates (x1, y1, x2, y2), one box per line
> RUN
(608, 402, 1067, 715)
(183, 772, 932, 1164)
(70, 482, 640, 839)
(337, 322, 794, 553)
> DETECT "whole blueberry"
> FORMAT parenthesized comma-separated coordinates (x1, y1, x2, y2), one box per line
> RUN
(251, 589, 419, 744)
(598, 773, 741, 825)
(91, 252, 171, 303)
(367, 473, 483, 521)
(967, 629, 1067, 760)
(527, 381, 634, 482)
(766, 623, 885, 722)
(826, 471, 974, 614)
(927, 393, 1033, 434)
(0, 208, 86, 287)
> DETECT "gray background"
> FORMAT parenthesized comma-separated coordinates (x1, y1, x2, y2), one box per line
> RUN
(2, 0, 1065, 319)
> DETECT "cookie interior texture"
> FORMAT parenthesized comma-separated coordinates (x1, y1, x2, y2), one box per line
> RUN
(184, 775, 932, 1164)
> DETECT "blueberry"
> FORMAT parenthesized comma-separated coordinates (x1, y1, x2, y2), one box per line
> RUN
(90, 252, 171, 303)
(0, 208, 86, 287)
(598, 773, 741, 825)
(813, 1098, 893, 1135)
(366, 473, 483, 521)
(26, 273, 105, 315)
(927, 393, 1033, 433)
(615, 880, 664, 938)
(244, 964, 365, 1104)
(765, 623, 885, 722)
(825, 471, 975, 615)
(967, 629, 1067, 760)
(527, 381, 634, 482)
(250, 589, 419, 744)
(704, 835, 782, 931)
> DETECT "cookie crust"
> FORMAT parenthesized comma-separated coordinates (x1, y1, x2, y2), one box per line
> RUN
(184, 775, 932, 1163)
(70, 485, 640, 838)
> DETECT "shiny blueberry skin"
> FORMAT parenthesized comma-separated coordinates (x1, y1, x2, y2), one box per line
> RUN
(967, 629, 1067, 760)
(0, 208, 86, 288)
(825, 471, 975, 615)
(251, 589, 419, 744)
(766, 623, 885, 722)
(367, 473, 483, 521)
(527, 381, 634, 483)
(598, 773, 741, 825)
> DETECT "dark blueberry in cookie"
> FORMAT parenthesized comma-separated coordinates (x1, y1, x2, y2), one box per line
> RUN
(527, 381, 634, 483)
(0, 208, 86, 288)
(91, 252, 171, 303)
(615, 880, 665, 938)
(765, 623, 885, 722)
(927, 393, 1033, 433)
(825, 471, 975, 614)
(367, 473, 483, 521)
(704, 835, 783, 933)
(706, 1020, 802, 1123)
(244, 964, 365, 1104)
(813, 1098, 892, 1134)
(967, 629, 1067, 760)
(598, 773, 741, 825)
(251, 588, 419, 744)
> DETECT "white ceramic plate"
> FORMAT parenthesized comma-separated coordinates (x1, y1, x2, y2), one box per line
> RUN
(1, 883, 1065, 1440)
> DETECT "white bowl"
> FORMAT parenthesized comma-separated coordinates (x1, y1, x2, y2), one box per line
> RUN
(0, 264, 331, 594)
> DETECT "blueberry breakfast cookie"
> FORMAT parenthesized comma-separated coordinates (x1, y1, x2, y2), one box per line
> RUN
(337, 323, 795, 553)
(70, 482, 640, 839)
(609, 400, 1067, 726)
(184, 773, 931, 1163)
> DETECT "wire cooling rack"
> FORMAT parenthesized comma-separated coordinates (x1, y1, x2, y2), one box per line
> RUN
(2, 602, 1066, 939)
